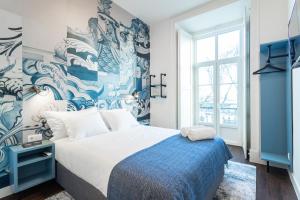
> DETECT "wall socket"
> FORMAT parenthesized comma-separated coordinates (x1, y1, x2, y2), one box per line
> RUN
(27, 134, 42, 143)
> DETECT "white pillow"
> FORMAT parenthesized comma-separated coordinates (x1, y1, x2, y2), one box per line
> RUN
(100, 109, 140, 131)
(62, 110, 109, 139)
(44, 112, 67, 141)
(43, 107, 99, 141)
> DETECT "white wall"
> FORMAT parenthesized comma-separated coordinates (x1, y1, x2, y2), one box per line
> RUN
(150, 0, 289, 163)
(0, 0, 69, 52)
(289, 0, 300, 198)
(150, 20, 178, 128)
(232, 0, 300, 197)
(291, 68, 300, 199)
(150, 0, 239, 129)
(249, 0, 288, 164)
(178, 30, 193, 128)
(150, 0, 243, 146)
(259, 0, 288, 44)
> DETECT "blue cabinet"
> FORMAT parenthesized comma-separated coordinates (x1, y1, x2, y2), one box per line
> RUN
(259, 40, 293, 171)
(8, 140, 55, 193)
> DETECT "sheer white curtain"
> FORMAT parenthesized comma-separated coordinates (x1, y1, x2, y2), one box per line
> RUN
(177, 30, 193, 128)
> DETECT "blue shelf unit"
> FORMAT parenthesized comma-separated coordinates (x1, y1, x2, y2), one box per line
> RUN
(8, 141, 55, 193)
(259, 39, 294, 171)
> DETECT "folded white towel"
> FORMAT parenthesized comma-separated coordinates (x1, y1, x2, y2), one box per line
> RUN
(180, 127, 191, 137)
(180, 126, 216, 141)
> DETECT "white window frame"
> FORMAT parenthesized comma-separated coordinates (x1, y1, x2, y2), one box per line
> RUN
(193, 23, 244, 129)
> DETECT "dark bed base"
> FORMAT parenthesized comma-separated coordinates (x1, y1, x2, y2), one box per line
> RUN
(56, 162, 106, 200)
(56, 161, 224, 200)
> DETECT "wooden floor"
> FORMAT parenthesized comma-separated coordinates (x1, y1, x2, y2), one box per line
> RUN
(3, 146, 297, 200)
(229, 146, 297, 200)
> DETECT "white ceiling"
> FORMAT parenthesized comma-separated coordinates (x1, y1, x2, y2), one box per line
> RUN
(113, 0, 212, 24)
(178, 1, 244, 34)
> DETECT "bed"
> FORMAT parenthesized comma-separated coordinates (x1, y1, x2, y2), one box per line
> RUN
(53, 125, 232, 200)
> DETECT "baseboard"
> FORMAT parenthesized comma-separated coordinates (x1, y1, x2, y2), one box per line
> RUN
(224, 140, 242, 147)
(0, 186, 13, 198)
(249, 148, 265, 165)
(289, 172, 300, 199)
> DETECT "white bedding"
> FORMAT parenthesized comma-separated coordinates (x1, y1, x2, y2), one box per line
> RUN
(54, 125, 179, 196)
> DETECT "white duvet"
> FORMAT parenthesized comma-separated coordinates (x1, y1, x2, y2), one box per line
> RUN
(54, 125, 179, 197)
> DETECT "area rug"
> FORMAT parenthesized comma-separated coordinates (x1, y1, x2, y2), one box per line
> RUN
(45, 191, 74, 200)
(46, 161, 256, 200)
(214, 161, 256, 200)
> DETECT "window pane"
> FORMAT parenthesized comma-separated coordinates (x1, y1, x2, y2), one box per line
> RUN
(219, 84, 238, 126)
(218, 30, 240, 59)
(220, 108, 237, 126)
(220, 63, 238, 84)
(198, 66, 213, 85)
(199, 109, 214, 124)
(198, 86, 214, 123)
(196, 37, 215, 63)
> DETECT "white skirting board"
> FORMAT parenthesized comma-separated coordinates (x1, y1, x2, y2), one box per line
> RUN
(224, 139, 242, 147)
(0, 186, 13, 198)
(249, 148, 265, 165)
(289, 172, 300, 199)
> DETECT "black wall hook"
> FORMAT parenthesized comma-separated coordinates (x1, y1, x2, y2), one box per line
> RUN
(253, 44, 288, 75)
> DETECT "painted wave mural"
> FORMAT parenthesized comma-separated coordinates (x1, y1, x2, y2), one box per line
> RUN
(0, 9, 23, 173)
(0, 0, 150, 173)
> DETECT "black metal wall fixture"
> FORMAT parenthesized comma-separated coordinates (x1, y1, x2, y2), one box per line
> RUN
(149, 74, 156, 98)
(149, 73, 167, 98)
(160, 73, 167, 98)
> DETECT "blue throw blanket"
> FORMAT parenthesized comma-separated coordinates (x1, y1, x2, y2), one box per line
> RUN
(107, 135, 232, 200)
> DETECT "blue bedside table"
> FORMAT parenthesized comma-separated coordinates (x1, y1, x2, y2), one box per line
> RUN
(8, 140, 55, 193)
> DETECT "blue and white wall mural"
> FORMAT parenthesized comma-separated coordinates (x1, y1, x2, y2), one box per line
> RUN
(0, 0, 150, 176)
(0, 9, 23, 174)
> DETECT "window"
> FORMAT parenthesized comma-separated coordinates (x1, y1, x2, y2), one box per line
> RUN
(218, 30, 240, 59)
(194, 28, 242, 128)
(219, 63, 238, 126)
(197, 66, 214, 123)
(196, 37, 215, 62)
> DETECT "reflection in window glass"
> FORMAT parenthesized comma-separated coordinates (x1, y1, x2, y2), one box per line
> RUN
(195, 29, 241, 127)
(219, 63, 238, 126)
(198, 85, 214, 124)
(196, 37, 215, 63)
(220, 63, 238, 84)
(198, 66, 213, 85)
(199, 108, 214, 124)
(219, 84, 238, 126)
(198, 85, 214, 103)
(218, 30, 240, 59)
